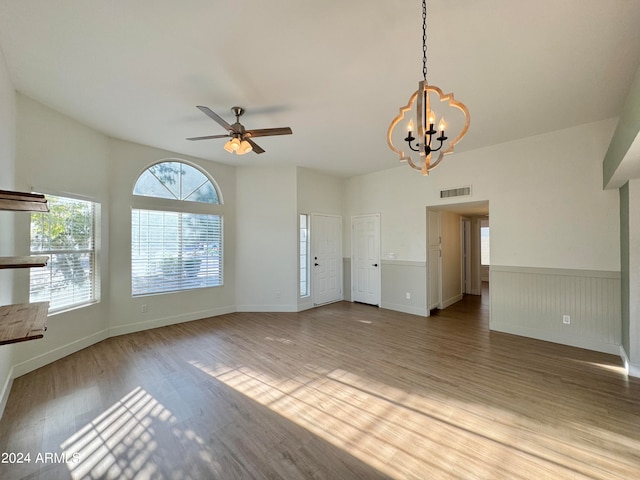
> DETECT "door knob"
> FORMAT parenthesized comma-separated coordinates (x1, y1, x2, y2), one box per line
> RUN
(373, 263, 378, 267)
(314, 263, 319, 266)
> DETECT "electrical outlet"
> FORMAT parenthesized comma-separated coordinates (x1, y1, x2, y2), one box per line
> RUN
(141, 304, 148, 313)
(405, 292, 411, 300)
(275, 291, 281, 298)
(562, 314, 570, 325)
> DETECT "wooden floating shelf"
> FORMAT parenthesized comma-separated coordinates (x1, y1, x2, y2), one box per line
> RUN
(0, 302, 49, 345)
(0, 256, 49, 269)
(0, 190, 48, 212)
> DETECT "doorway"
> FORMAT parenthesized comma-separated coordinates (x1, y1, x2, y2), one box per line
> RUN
(426, 201, 489, 314)
(428, 210, 442, 310)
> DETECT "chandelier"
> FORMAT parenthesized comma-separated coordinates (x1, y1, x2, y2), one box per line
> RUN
(387, 0, 470, 175)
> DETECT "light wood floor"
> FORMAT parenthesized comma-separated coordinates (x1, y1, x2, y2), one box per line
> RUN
(2, 291, 640, 479)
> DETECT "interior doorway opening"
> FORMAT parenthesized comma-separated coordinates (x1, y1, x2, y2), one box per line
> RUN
(426, 201, 489, 319)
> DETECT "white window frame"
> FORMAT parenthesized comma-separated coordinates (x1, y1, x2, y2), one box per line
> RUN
(30, 192, 100, 314)
(299, 214, 310, 297)
(131, 160, 224, 297)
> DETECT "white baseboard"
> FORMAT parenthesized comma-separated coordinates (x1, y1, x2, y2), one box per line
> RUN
(235, 304, 298, 313)
(380, 302, 428, 317)
(13, 329, 109, 378)
(109, 305, 235, 337)
(491, 322, 621, 356)
(441, 293, 463, 309)
(620, 346, 640, 378)
(0, 365, 15, 419)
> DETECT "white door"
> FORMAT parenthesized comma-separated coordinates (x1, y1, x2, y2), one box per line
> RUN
(312, 214, 342, 305)
(428, 210, 442, 310)
(352, 214, 381, 306)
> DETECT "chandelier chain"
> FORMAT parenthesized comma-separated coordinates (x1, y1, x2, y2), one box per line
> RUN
(422, 0, 427, 82)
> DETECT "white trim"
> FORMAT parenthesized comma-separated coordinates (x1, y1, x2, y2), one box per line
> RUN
(492, 322, 621, 356)
(109, 305, 235, 337)
(491, 265, 620, 279)
(441, 293, 464, 309)
(30, 186, 101, 203)
(297, 303, 315, 312)
(620, 346, 640, 378)
(132, 158, 225, 205)
(380, 302, 428, 317)
(12, 329, 109, 378)
(380, 259, 426, 267)
(0, 365, 15, 419)
(235, 304, 298, 313)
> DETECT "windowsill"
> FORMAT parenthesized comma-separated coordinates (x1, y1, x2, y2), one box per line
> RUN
(47, 300, 99, 317)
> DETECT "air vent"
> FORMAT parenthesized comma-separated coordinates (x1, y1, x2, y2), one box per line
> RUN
(440, 186, 471, 199)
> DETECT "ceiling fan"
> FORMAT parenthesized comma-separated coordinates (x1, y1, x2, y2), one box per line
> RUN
(187, 106, 292, 155)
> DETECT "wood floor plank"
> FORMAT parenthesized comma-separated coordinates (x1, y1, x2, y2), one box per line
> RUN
(1, 290, 640, 479)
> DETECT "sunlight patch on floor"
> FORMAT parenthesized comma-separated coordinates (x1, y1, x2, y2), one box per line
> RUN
(188, 358, 640, 479)
(61, 387, 213, 479)
(187, 360, 531, 478)
(567, 358, 627, 375)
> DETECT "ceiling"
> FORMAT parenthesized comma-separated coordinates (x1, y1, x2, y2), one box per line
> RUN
(0, 0, 639, 178)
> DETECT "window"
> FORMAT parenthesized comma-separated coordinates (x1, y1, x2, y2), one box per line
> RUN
(132, 210, 222, 295)
(133, 161, 219, 203)
(30, 194, 97, 313)
(480, 225, 490, 265)
(132, 161, 223, 296)
(299, 214, 309, 296)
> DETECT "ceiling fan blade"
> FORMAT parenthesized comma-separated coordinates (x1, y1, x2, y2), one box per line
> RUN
(245, 127, 292, 138)
(186, 134, 230, 141)
(196, 106, 233, 131)
(247, 138, 265, 154)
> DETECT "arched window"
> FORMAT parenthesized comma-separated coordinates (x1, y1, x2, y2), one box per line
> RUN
(131, 161, 223, 296)
(133, 161, 220, 203)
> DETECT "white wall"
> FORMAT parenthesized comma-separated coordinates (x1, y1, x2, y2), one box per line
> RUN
(236, 166, 298, 311)
(346, 119, 620, 270)
(297, 167, 345, 214)
(0, 43, 16, 415)
(108, 139, 237, 336)
(345, 119, 621, 348)
(9, 96, 239, 375)
(12, 94, 111, 374)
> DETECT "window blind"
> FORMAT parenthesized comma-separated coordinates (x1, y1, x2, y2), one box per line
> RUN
(30, 195, 97, 312)
(132, 209, 223, 296)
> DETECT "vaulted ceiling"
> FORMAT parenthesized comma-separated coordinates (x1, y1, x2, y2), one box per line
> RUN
(1, 0, 639, 177)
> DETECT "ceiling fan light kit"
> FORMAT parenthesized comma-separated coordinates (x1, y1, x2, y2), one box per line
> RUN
(187, 105, 292, 155)
(387, 0, 470, 175)
(223, 137, 253, 155)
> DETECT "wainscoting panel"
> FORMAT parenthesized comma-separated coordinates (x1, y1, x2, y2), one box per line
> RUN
(490, 266, 621, 354)
(346, 257, 428, 316)
(380, 260, 428, 316)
